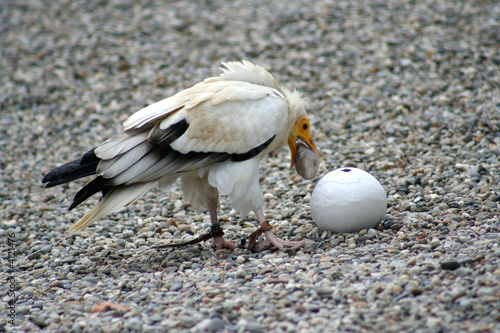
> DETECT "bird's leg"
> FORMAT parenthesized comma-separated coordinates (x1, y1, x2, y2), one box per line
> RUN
(207, 194, 238, 250)
(248, 209, 308, 252)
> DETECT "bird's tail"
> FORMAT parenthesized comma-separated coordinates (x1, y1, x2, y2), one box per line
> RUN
(68, 182, 154, 232)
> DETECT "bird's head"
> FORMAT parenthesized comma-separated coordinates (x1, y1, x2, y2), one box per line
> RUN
(288, 116, 319, 170)
(283, 89, 320, 172)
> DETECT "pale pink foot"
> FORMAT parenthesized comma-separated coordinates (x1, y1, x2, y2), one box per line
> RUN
(248, 211, 310, 252)
(254, 230, 308, 252)
(211, 235, 238, 250)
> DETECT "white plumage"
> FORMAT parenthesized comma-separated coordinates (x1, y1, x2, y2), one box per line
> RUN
(43, 61, 319, 251)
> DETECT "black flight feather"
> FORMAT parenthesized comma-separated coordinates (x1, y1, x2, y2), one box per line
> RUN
(69, 176, 111, 210)
(42, 149, 99, 188)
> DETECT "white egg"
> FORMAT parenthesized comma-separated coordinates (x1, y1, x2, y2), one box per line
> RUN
(310, 168, 387, 233)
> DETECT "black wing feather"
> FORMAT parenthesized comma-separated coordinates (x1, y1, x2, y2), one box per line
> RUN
(68, 176, 111, 210)
(42, 149, 99, 188)
(42, 118, 275, 209)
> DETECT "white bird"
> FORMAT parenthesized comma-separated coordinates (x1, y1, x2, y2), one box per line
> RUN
(43, 61, 319, 251)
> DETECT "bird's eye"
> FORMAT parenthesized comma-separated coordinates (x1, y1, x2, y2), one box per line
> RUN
(302, 123, 308, 131)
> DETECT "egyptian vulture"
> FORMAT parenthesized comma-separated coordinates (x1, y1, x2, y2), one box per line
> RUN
(43, 61, 319, 252)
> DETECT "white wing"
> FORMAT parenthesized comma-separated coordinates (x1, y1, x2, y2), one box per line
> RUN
(95, 81, 289, 187)
(169, 85, 287, 154)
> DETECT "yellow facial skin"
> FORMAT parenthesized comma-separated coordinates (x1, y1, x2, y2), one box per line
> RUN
(288, 116, 319, 169)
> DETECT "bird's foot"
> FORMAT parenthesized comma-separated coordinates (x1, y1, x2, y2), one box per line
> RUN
(248, 220, 308, 252)
(157, 224, 236, 250)
(211, 235, 239, 250)
(208, 224, 238, 250)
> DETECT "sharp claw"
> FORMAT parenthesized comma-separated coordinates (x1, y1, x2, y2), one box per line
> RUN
(248, 221, 307, 252)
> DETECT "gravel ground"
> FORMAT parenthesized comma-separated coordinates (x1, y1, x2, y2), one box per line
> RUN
(1, 0, 499, 332)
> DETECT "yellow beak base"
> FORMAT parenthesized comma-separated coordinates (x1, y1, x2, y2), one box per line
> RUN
(288, 117, 319, 169)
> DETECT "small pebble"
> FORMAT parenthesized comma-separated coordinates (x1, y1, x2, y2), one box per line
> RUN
(441, 261, 460, 271)
(170, 280, 183, 291)
(191, 317, 225, 332)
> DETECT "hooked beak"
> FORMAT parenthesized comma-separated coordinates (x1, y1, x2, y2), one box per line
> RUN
(288, 116, 320, 169)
